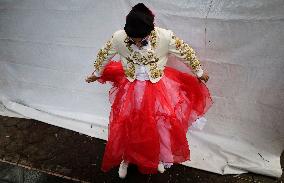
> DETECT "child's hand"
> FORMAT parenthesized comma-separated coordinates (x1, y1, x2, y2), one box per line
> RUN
(85, 74, 99, 83)
(198, 72, 209, 83)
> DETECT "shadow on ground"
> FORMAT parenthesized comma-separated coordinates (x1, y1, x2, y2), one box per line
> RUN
(0, 116, 283, 183)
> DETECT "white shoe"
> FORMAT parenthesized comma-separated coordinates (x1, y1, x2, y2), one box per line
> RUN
(118, 160, 128, 179)
(157, 162, 165, 173)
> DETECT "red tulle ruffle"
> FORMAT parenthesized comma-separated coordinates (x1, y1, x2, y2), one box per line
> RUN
(97, 61, 213, 174)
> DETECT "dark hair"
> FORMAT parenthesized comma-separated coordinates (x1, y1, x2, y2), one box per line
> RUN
(124, 3, 155, 38)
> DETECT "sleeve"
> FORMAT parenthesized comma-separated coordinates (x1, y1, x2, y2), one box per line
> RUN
(168, 31, 204, 78)
(93, 34, 118, 77)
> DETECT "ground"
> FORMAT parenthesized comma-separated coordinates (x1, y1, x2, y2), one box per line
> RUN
(0, 116, 283, 183)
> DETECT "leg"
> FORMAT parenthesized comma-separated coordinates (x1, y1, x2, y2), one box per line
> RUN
(118, 160, 129, 178)
(157, 118, 174, 173)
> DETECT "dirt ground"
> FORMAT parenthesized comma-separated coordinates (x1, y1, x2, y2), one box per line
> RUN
(0, 115, 283, 183)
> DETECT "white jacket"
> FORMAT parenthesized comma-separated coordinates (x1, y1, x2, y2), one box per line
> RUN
(93, 27, 203, 83)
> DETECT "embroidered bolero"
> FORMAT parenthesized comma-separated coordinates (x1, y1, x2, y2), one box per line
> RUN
(93, 27, 204, 83)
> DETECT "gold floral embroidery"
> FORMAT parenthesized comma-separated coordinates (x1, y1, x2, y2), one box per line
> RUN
(172, 35, 202, 71)
(125, 57, 135, 78)
(149, 29, 157, 49)
(123, 28, 162, 79)
(129, 51, 159, 65)
(124, 28, 157, 53)
(94, 40, 112, 72)
(149, 63, 163, 79)
(132, 51, 140, 61)
(124, 37, 134, 52)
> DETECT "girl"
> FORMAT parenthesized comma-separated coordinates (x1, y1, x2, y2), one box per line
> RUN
(86, 3, 213, 179)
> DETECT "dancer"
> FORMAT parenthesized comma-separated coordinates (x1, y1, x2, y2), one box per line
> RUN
(86, 3, 213, 178)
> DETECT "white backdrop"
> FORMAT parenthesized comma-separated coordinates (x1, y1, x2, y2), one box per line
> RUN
(0, 0, 283, 178)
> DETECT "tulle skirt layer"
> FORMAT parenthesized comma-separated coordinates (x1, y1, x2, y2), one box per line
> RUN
(97, 61, 213, 174)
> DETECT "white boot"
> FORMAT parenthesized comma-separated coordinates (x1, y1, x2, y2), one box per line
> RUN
(157, 161, 165, 173)
(118, 160, 128, 179)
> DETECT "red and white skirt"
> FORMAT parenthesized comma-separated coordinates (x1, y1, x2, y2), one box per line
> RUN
(97, 61, 213, 174)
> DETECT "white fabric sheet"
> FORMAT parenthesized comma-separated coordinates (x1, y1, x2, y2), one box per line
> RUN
(0, 0, 283, 177)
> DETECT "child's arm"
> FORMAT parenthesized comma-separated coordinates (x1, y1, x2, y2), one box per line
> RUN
(93, 34, 118, 77)
(168, 31, 209, 82)
(86, 34, 118, 83)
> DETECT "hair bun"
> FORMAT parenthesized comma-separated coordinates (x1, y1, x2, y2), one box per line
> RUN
(124, 3, 155, 38)
(132, 3, 154, 16)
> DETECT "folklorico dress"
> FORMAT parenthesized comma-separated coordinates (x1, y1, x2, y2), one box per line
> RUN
(93, 27, 213, 174)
